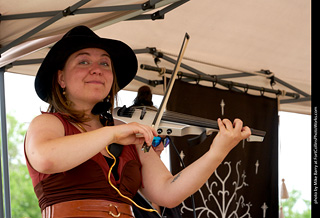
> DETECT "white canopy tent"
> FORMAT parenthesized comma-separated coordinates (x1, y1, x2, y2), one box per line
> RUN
(0, 0, 311, 113)
(0, 0, 311, 217)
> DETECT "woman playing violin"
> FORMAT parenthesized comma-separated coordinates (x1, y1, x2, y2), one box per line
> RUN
(25, 26, 251, 218)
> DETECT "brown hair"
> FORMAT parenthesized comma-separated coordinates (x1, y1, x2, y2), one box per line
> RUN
(132, 85, 154, 107)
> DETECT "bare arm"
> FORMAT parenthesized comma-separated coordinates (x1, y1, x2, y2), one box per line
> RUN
(25, 113, 157, 174)
(138, 118, 251, 208)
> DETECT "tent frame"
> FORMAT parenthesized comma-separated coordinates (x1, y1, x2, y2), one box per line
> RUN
(0, 0, 311, 217)
(0, 0, 189, 217)
(0, 67, 10, 218)
(5, 47, 310, 103)
(0, 0, 189, 55)
(136, 47, 310, 104)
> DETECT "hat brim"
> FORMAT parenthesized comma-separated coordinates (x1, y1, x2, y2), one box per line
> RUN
(35, 34, 137, 102)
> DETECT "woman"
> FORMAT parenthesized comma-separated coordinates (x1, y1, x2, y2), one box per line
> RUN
(25, 26, 251, 217)
(131, 85, 155, 108)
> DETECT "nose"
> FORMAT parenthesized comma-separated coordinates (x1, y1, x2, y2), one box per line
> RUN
(89, 62, 102, 75)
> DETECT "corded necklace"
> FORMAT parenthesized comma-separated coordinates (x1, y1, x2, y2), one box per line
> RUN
(74, 122, 87, 132)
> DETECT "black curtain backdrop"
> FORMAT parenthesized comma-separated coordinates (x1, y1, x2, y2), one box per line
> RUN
(167, 80, 278, 218)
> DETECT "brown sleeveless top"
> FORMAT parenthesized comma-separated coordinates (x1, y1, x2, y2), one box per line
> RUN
(25, 113, 142, 211)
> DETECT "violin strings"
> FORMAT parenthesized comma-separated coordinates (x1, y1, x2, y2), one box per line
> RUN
(163, 111, 219, 129)
(115, 107, 219, 129)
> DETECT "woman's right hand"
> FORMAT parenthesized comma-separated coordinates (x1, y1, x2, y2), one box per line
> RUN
(26, 115, 158, 174)
(111, 122, 158, 146)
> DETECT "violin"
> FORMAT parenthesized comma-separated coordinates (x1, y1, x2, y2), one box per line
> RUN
(113, 33, 265, 153)
(113, 106, 266, 143)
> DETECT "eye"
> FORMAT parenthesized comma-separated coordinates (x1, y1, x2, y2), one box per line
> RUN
(100, 62, 109, 67)
(79, 60, 90, 65)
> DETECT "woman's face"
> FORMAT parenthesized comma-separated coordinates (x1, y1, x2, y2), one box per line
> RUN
(58, 48, 113, 108)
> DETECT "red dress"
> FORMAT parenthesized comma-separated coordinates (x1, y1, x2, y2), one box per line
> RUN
(25, 112, 142, 211)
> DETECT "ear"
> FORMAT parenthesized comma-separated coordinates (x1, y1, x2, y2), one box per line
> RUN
(57, 70, 66, 88)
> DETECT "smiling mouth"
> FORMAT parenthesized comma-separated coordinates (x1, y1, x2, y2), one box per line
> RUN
(86, 81, 104, 85)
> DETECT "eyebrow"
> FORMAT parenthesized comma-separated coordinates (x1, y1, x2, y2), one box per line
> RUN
(75, 52, 110, 58)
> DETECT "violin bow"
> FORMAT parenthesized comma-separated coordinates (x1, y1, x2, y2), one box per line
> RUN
(142, 33, 190, 152)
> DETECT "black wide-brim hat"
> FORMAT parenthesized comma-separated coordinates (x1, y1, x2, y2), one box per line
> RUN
(35, 25, 138, 102)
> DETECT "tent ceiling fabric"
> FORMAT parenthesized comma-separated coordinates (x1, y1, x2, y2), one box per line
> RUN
(0, 0, 311, 114)
(0, 0, 153, 46)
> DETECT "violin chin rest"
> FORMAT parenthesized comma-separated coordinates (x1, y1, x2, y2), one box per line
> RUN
(91, 101, 112, 115)
(108, 143, 123, 158)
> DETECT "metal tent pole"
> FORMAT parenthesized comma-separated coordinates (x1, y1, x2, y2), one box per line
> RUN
(0, 0, 91, 55)
(0, 67, 11, 218)
(140, 64, 301, 99)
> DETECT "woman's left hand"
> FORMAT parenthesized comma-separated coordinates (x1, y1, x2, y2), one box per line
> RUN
(210, 118, 251, 158)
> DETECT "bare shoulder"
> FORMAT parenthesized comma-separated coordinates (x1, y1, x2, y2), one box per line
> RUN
(29, 113, 63, 127)
(27, 113, 65, 139)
